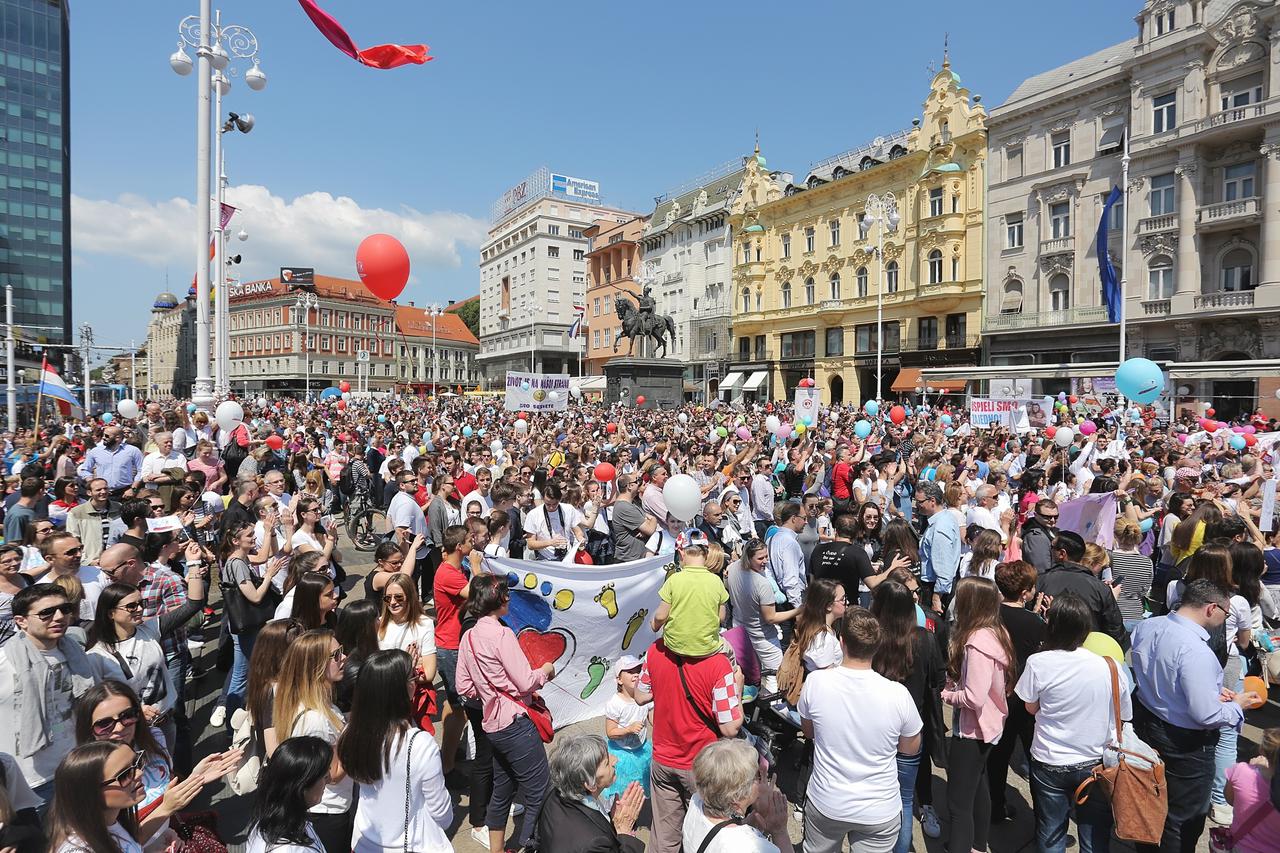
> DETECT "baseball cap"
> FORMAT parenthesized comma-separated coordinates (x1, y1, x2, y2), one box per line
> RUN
(613, 655, 643, 677)
(677, 528, 710, 550)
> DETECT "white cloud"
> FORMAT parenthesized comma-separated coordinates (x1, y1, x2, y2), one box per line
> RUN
(71, 185, 487, 282)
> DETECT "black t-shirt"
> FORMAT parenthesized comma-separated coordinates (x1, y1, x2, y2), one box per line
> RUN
(999, 603, 1046, 671)
(810, 540, 872, 593)
(221, 499, 256, 538)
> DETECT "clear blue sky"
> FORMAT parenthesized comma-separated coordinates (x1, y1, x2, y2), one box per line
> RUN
(70, 0, 1138, 349)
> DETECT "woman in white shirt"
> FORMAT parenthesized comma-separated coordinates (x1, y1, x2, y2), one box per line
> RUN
(292, 496, 340, 566)
(272, 630, 354, 853)
(377, 573, 438, 683)
(1016, 594, 1130, 853)
(682, 739, 795, 853)
(338, 649, 453, 853)
(246, 736, 332, 853)
(48, 742, 151, 853)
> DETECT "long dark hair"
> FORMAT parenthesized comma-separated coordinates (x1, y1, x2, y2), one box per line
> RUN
(464, 574, 509, 622)
(74, 680, 169, 770)
(336, 598, 381, 658)
(249, 735, 332, 848)
(1229, 541, 1264, 608)
(47, 742, 140, 853)
(291, 572, 335, 631)
(246, 619, 306, 727)
(791, 578, 841, 663)
(870, 580, 917, 683)
(86, 583, 139, 649)
(336, 649, 414, 784)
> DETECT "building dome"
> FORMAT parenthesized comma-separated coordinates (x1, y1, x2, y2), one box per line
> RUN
(755, 153, 767, 168)
(744, 223, 765, 233)
(153, 291, 179, 309)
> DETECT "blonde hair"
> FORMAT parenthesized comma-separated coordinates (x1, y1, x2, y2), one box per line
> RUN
(1082, 544, 1110, 572)
(692, 739, 759, 816)
(705, 542, 726, 575)
(273, 630, 342, 734)
(51, 573, 84, 606)
(1114, 517, 1143, 549)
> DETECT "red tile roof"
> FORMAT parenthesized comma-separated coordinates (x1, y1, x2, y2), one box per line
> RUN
(394, 304, 478, 345)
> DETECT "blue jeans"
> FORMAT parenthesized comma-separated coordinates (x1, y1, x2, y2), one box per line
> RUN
(895, 750, 921, 853)
(218, 628, 257, 718)
(486, 715, 549, 850)
(1030, 758, 1113, 853)
(1212, 656, 1243, 806)
(31, 778, 54, 818)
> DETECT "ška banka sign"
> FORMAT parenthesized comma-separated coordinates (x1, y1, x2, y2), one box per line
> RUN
(229, 280, 277, 300)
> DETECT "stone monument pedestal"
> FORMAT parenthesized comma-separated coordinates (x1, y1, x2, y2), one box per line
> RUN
(604, 357, 684, 409)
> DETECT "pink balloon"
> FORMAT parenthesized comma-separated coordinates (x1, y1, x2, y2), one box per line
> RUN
(776, 423, 793, 439)
(1245, 425, 1257, 434)
(1177, 433, 1188, 444)
(1079, 420, 1097, 436)
(1233, 426, 1245, 434)
(736, 426, 751, 440)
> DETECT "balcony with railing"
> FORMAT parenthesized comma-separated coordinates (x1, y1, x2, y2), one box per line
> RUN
(1039, 236, 1074, 255)
(1137, 214, 1177, 235)
(853, 333, 982, 355)
(984, 304, 1109, 332)
(1194, 290, 1255, 310)
(1141, 299, 1171, 317)
(1196, 196, 1261, 230)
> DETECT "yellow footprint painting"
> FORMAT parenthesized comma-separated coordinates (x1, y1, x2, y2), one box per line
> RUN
(594, 582, 618, 618)
(622, 608, 647, 650)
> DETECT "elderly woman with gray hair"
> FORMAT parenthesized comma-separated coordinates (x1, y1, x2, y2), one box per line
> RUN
(682, 739, 794, 853)
(536, 732, 646, 853)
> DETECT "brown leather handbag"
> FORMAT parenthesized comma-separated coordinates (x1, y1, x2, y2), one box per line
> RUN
(1074, 657, 1168, 845)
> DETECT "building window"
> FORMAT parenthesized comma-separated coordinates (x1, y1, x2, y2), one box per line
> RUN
(573, 249, 584, 261)
(829, 219, 840, 247)
(951, 256, 960, 281)
(1148, 256, 1174, 299)
(780, 331, 815, 358)
(1223, 162, 1256, 200)
(569, 227, 583, 239)
(1049, 274, 1071, 311)
(739, 337, 750, 360)
(781, 234, 791, 259)
(855, 324, 877, 353)
(604, 298, 612, 314)
(592, 297, 600, 316)
(547, 246, 559, 258)
(1221, 75, 1264, 110)
(1007, 145, 1023, 180)
(1050, 202, 1071, 238)
(1221, 248, 1255, 291)
(945, 313, 967, 348)
(804, 277, 815, 304)
(742, 243, 751, 264)
(886, 261, 899, 293)
(741, 288, 751, 313)
(929, 187, 943, 217)
(856, 266, 869, 297)
(928, 249, 943, 283)
(1152, 92, 1176, 133)
(1149, 172, 1175, 215)
(1006, 214, 1024, 249)
(1154, 8, 1174, 35)
(1001, 279, 1024, 314)
(781, 282, 792, 309)
(804, 227, 815, 253)
(1052, 131, 1071, 168)
(829, 273, 841, 300)
(918, 317, 937, 349)
(547, 224, 560, 235)
(825, 327, 843, 356)
(592, 330, 601, 348)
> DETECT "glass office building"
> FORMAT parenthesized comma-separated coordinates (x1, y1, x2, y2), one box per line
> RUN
(0, 0, 69, 349)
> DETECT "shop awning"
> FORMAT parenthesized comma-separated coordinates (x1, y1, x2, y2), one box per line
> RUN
(891, 367, 968, 393)
(572, 375, 606, 392)
(720, 371, 744, 391)
(743, 371, 768, 391)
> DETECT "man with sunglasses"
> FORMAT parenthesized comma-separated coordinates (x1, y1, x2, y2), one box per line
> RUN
(388, 470, 430, 594)
(1020, 498, 1060, 573)
(0, 583, 111, 808)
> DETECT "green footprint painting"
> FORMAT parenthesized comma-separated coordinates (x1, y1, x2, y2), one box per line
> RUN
(580, 656, 610, 700)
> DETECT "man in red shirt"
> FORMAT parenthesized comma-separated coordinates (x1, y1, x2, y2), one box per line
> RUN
(638, 639, 744, 853)
(449, 450, 477, 503)
(432, 524, 471, 785)
(831, 444, 855, 514)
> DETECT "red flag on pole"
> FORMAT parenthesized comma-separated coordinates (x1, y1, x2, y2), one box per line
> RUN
(297, 0, 431, 70)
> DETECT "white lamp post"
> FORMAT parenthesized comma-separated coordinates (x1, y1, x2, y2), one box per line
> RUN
(860, 192, 900, 403)
(428, 304, 441, 392)
(172, 3, 266, 408)
(294, 290, 318, 400)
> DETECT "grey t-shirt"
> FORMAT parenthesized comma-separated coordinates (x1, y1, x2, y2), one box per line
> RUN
(610, 500, 649, 563)
(727, 561, 782, 670)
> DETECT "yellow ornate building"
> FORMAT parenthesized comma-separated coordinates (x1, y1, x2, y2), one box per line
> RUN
(725, 58, 987, 405)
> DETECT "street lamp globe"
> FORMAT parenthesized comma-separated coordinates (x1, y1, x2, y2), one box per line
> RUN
(208, 41, 230, 71)
(237, 229, 248, 242)
(244, 60, 267, 91)
(170, 45, 193, 75)
(887, 210, 901, 231)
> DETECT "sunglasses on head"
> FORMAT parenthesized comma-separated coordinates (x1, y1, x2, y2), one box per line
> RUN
(92, 706, 141, 736)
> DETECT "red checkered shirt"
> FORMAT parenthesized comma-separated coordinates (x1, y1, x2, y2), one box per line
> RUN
(141, 563, 189, 660)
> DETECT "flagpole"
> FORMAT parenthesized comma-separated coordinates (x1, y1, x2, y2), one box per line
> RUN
(34, 356, 45, 439)
(1119, 129, 1130, 381)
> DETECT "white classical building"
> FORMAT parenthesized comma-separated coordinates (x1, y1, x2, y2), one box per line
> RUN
(144, 291, 196, 397)
(986, 0, 1280, 417)
(478, 168, 635, 383)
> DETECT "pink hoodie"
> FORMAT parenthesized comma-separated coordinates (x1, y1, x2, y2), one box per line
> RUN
(940, 626, 1010, 743)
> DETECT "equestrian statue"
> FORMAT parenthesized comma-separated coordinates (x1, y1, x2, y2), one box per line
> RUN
(613, 286, 677, 358)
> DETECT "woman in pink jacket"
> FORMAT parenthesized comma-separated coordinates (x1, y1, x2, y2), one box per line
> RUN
(941, 576, 1016, 853)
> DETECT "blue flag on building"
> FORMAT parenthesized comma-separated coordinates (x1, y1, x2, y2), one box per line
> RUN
(1098, 185, 1123, 323)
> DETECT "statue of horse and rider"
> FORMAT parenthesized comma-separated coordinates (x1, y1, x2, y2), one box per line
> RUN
(613, 286, 677, 358)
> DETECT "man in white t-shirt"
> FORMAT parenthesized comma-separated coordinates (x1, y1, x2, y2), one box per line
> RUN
(966, 485, 1009, 545)
(139, 432, 188, 485)
(524, 482, 586, 561)
(798, 608, 922, 852)
(460, 466, 493, 516)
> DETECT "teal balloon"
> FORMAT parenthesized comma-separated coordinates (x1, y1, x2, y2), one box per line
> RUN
(854, 419, 872, 439)
(462, 425, 473, 437)
(1230, 435, 1246, 451)
(864, 400, 880, 417)
(944, 427, 954, 437)
(377, 414, 387, 423)
(478, 429, 486, 437)
(102, 412, 114, 423)
(186, 404, 197, 414)
(1139, 517, 1154, 534)
(1115, 357, 1164, 404)
(940, 414, 952, 426)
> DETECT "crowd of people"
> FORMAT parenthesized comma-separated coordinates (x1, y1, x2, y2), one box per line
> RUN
(1, 391, 1280, 853)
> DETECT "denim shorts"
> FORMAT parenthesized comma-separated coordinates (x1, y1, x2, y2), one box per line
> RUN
(436, 646, 462, 707)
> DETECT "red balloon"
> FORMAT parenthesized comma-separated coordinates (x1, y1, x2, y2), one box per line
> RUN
(889, 405, 907, 425)
(339, 380, 351, 393)
(1245, 433, 1258, 447)
(1044, 426, 1057, 439)
(265, 435, 284, 451)
(356, 233, 410, 301)
(606, 422, 617, 434)
(337, 400, 347, 411)
(1206, 407, 1215, 417)
(1202, 419, 1218, 432)
(594, 462, 616, 482)
(635, 395, 646, 406)
(1068, 395, 1078, 404)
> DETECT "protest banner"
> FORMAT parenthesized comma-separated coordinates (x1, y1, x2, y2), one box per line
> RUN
(480, 552, 670, 730)
(504, 371, 571, 412)
(793, 387, 820, 427)
(969, 397, 1020, 429)
(1057, 492, 1118, 549)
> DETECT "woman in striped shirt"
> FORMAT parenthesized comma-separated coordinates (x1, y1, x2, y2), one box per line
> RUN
(1107, 516, 1153, 630)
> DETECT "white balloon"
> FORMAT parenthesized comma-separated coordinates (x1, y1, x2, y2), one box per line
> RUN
(708, 428, 719, 443)
(256, 397, 268, 408)
(515, 418, 529, 433)
(490, 439, 504, 456)
(549, 391, 560, 402)
(342, 392, 352, 401)
(215, 400, 244, 432)
(1275, 388, 1280, 401)
(117, 399, 139, 420)
(1054, 426, 1075, 448)
(828, 409, 840, 423)
(570, 385, 583, 399)
(678, 413, 688, 424)
(765, 415, 781, 433)
(663, 473, 702, 523)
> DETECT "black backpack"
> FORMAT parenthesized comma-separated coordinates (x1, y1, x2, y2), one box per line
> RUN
(338, 461, 356, 496)
(585, 528, 616, 565)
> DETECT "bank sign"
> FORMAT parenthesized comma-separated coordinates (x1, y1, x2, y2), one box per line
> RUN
(229, 279, 277, 300)
(551, 173, 599, 202)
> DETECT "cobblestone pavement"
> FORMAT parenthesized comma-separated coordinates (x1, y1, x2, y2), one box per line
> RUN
(187, 546, 1265, 852)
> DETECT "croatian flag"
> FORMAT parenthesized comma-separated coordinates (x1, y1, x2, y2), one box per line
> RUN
(568, 312, 584, 339)
(38, 358, 84, 419)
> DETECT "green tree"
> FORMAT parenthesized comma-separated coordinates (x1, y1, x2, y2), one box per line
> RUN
(447, 298, 480, 338)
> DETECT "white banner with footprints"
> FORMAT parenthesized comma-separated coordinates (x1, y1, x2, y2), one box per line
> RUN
(481, 552, 670, 731)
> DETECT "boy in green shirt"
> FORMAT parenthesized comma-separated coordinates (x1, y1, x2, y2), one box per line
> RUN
(650, 529, 729, 657)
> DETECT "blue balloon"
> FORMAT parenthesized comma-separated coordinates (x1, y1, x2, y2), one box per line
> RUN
(478, 429, 486, 437)
(520, 381, 531, 391)
(1139, 517, 1154, 534)
(944, 427, 954, 437)
(864, 400, 880, 417)
(1230, 435, 1246, 451)
(854, 419, 872, 439)
(922, 467, 937, 481)
(940, 414, 952, 426)
(102, 412, 114, 423)
(462, 425, 473, 438)
(377, 414, 387, 423)
(186, 403, 197, 414)
(1115, 357, 1165, 404)
(319, 386, 342, 400)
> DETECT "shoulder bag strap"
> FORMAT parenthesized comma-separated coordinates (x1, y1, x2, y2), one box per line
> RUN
(466, 633, 533, 714)
(1231, 794, 1277, 845)
(696, 817, 743, 853)
(673, 654, 721, 737)
(403, 727, 419, 853)
(1104, 656, 1122, 744)
(107, 645, 135, 681)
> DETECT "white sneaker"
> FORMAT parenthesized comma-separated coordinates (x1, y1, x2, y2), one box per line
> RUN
(919, 805, 942, 838)
(1210, 803, 1234, 825)
(209, 705, 227, 728)
(468, 826, 489, 848)
(512, 803, 525, 817)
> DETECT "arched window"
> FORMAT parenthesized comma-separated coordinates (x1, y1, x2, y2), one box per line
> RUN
(781, 281, 792, 309)
(741, 287, 751, 313)
(928, 249, 943, 284)
(1148, 255, 1174, 300)
(1001, 279, 1023, 314)
(856, 266, 869, 297)
(886, 261, 899, 293)
(829, 272, 841, 301)
(1049, 274, 1071, 311)
(1221, 247, 1254, 291)
(804, 277, 816, 304)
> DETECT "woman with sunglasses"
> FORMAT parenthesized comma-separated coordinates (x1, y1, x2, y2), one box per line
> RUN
(377, 572, 437, 684)
(17, 518, 53, 573)
(86, 576, 206, 747)
(0, 543, 31, 645)
(291, 496, 341, 567)
(363, 534, 423, 598)
(47, 741, 150, 853)
(272, 630, 354, 853)
(74, 680, 240, 841)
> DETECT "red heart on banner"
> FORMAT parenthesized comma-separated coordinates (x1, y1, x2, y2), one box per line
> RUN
(517, 628, 571, 670)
